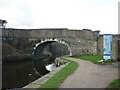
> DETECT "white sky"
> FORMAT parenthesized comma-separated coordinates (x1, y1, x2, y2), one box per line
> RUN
(0, 0, 119, 34)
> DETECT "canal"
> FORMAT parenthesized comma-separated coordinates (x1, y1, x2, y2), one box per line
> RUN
(2, 60, 48, 89)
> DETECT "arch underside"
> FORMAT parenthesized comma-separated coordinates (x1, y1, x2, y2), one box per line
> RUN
(33, 41, 70, 75)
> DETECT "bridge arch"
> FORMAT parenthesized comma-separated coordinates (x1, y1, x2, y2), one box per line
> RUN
(33, 38, 72, 75)
(34, 38, 72, 56)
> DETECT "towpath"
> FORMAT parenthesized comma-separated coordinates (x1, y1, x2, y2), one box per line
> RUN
(59, 57, 118, 88)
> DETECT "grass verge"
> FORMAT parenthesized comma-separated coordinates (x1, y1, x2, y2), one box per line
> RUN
(107, 78, 120, 89)
(38, 58, 78, 89)
(72, 54, 115, 64)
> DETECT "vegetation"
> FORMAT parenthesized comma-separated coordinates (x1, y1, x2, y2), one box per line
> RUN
(107, 78, 120, 89)
(72, 54, 116, 64)
(39, 58, 78, 89)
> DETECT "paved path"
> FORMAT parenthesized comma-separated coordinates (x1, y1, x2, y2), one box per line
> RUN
(60, 57, 118, 88)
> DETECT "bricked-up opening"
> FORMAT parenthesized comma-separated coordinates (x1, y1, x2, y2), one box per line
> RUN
(33, 41, 71, 75)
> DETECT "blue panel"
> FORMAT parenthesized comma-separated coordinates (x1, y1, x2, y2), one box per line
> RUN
(103, 34, 112, 59)
(104, 54, 111, 56)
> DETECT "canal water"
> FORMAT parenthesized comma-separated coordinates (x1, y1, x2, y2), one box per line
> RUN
(2, 60, 47, 89)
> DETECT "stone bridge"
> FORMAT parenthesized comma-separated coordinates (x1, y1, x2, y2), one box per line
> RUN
(2, 28, 99, 59)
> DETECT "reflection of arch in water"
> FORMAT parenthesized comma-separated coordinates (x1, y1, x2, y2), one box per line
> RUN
(33, 39, 72, 75)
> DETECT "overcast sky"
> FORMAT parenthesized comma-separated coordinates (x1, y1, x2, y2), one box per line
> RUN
(0, 0, 119, 34)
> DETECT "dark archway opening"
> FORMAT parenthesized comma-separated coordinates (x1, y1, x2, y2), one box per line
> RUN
(33, 41, 70, 75)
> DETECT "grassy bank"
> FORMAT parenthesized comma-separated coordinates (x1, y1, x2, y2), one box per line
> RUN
(39, 58, 78, 89)
(72, 54, 115, 64)
(107, 78, 120, 89)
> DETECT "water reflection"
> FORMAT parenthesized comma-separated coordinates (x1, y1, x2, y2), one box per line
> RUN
(2, 60, 41, 89)
(46, 63, 56, 71)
